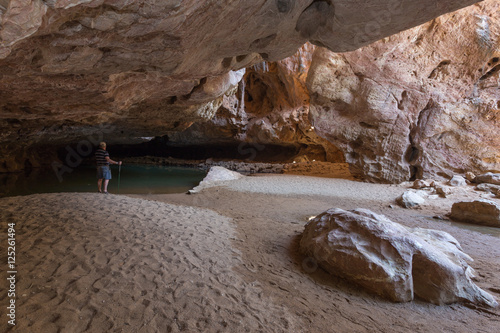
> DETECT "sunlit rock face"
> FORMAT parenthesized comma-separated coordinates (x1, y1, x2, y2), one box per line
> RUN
(167, 43, 345, 163)
(307, 0, 500, 182)
(0, 0, 480, 172)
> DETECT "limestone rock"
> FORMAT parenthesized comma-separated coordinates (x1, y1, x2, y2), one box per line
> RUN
(201, 166, 243, 182)
(396, 191, 425, 208)
(306, 0, 500, 183)
(189, 166, 243, 193)
(465, 172, 476, 183)
(169, 0, 500, 185)
(300, 208, 498, 306)
(448, 175, 467, 187)
(475, 183, 500, 195)
(450, 200, 500, 227)
(413, 179, 433, 189)
(475, 173, 500, 186)
(283, 161, 353, 178)
(435, 184, 452, 198)
(202, 160, 285, 174)
(166, 43, 346, 165)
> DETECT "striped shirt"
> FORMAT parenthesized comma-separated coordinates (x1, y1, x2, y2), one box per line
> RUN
(95, 148, 109, 166)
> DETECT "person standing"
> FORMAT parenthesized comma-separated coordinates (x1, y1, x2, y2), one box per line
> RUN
(96, 142, 122, 194)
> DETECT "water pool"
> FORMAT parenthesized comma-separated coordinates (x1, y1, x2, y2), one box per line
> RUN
(0, 165, 207, 197)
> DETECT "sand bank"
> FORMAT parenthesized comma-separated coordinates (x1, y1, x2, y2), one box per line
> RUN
(1, 175, 499, 332)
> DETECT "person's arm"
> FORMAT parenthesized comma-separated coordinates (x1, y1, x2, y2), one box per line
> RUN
(106, 156, 122, 165)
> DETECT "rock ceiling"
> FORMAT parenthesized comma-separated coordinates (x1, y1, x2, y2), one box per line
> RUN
(0, 0, 489, 176)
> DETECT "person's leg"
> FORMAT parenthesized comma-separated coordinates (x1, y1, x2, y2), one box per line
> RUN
(97, 179, 102, 192)
(102, 167, 111, 193)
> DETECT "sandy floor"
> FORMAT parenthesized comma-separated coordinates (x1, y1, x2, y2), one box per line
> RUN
(1, 174, 499, 332)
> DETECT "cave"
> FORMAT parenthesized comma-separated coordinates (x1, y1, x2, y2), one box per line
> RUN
(107, 141, 304, 163)
(1, 1, 499, 332)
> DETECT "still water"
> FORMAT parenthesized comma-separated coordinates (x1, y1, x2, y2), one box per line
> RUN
(425, 217, 500, 238)
(0, 165, 207, 197)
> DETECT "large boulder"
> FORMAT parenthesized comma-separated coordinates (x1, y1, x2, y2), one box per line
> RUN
(300, 208, 498, 306)
(475, 183, 500, 195)
(450, 200, 500, 227)
(475, 173, 500, 186)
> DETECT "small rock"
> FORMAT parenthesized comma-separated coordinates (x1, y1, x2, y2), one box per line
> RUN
(465, 172, 476, 182)
(435, 185, 452, 198)
(396, 191, 425, 208)
(475, 172, 500, 185)
(413, 179, 433, 189)
(450, 200, 500, 227)
(448, 175, 466, 187)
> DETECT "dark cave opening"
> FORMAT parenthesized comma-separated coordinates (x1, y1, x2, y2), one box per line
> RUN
(107, 141, 303, 163)
(54, 136, 306, 166)
(24, 158, 33, 175)
(405, 145, 421, 181)
(409, 165, 420, 182)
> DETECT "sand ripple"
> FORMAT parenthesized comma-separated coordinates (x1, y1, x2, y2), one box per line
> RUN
(0, 193, 300, 332)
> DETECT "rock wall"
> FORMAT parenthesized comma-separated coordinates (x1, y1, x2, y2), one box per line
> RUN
(167, 43, 345, 163)
(173, 0, 499, 182)
(0, 0, 480, 172)
(307, 0, 500, 182)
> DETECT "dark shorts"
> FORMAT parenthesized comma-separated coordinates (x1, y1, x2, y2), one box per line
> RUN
(97, 166, 112, 180)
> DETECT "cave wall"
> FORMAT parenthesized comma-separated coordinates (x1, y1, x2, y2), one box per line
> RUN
(0, 0, 481, 172)
(308, 0, 500, 182)
(167, 43, 345, 163)
(171, 0, 500, 182)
